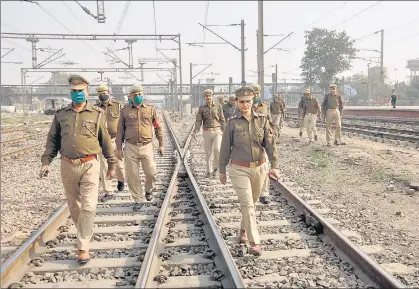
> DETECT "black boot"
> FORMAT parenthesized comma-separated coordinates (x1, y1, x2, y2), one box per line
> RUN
(259, 196, 271, 204)
(117, 181, 125, 192)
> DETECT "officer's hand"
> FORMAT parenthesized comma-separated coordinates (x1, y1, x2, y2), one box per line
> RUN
(268, 169, 280, 181)
(106, 170, 115, 180)
(158, 147, 164, 156)
(219, 173, 227, 185)
(116, 150, 124, 161)
(39, 165, 49, 178)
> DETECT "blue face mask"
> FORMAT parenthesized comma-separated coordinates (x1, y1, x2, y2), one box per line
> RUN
(71, 91, 86, 104)
(128, 98, 133, 104)
(133, 95, 143, 104)
(253, 98, 261, 104)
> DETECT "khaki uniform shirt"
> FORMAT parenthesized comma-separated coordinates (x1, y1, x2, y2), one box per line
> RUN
(41, 103, 116, 170)
(116, 103, 163, 150)
(253, 101, 274, 126)
(219, 111, 278, 174)
(322, 92, 343, 113)
(223, 103, 237, 120)
(95, 99, 123, 138)
(270, 100, 285, 115)
(194, 102, 225, 132)
(302, 96, 321, 116)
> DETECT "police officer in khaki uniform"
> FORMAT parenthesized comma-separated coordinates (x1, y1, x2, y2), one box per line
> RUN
(219, 86, 279, 256)
(95, 84, 125, 201)
(251, 83, 273, 205)
(270, 94, 286, 139)
(301, 89, 322, 143)
(298, 94, 305, 137)
(193, 89, 225, 177)
(223, 95, 237, 121)
(322, 84, 344, 146)
(116, 84, 164, 211)
(40, 74, 116, 264)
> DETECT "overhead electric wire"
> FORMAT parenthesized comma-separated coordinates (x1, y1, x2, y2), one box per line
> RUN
(62, 1, 93, 34)
(331, 1, 383, 29)
(309, 1, 348, 28)
(1, 21, 21, 32)
(33, 2, 107, 62)
(398, 31, 419, 41)
(109, 1, 130, 51)
(353, 30, 379, 42)
(152, 0, 158, 58)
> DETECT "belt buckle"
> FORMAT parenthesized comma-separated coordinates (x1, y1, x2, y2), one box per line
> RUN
(72, 159, 81, 165)
(249, 162, 256, 168)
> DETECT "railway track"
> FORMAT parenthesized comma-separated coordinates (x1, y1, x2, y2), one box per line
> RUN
(0, 113, 241, 289)
(1, 110, 414, 288)
(1, 143, 45, 160)
(1, 137, 29, 146)
(176, 114, 412, 288)
(286, 114, 419, 145)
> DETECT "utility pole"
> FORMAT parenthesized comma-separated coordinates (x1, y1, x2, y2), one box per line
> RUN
(394, 68, 397, 85)
(275, 64, 278, 93)
(240, 20, 246, 86)
(178, 34, 183, 119)
(367, 63, 371, 106)
(190, 63, 213, 109)
(379, 29, 384, 104)
(257, 0, 265, 99)
(190, 62, 193, 109)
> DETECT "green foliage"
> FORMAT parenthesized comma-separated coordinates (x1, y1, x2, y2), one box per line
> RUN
(300, 28, 357, 92)
(43, 72, 70, 85)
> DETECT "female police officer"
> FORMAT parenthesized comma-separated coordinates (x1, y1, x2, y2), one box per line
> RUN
(219, 86, 280, 256)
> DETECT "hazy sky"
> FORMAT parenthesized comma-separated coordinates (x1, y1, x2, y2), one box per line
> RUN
(1, 1, 418, 86)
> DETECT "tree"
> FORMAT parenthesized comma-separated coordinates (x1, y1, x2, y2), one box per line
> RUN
(43, 72, 70, 85)
(300, 28, 357, 92)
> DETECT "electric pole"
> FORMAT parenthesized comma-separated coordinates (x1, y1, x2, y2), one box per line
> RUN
(190, 63, 213, 109)
(240, 20, 245, 86)
(257, 0, 264, 99)
(190, 62, 193, 109)
(379, 29, 384, 104)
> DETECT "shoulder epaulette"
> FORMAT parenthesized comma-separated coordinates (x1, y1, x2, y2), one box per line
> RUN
(253, 112, 265, 118)
(57, 104, 71, 113)
(92, 106, 105, 113)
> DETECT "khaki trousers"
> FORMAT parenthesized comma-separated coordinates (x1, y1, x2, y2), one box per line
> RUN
(260, 152, 270, 198)
(124, 142, 156, 203)
(60, 158, 100, 251)
(202, 130, 222, 174)
(229, 163, 267, 244)
(303, 113, 318, 141)
(326, 109, 341, 144)
(99, 138, 125, 193)
(299, 116, 305, 133)
(271, 114, 282, 138)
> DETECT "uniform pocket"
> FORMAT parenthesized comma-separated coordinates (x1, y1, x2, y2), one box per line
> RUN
(254, 126, 264, 144)
(81, 120, 97, 137)
(141, 113, 152, 121)
(60, 118, 71, 135)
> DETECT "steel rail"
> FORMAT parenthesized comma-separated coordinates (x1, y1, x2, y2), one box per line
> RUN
(135, 160, 181, 288)
(160, 113, 247, 288)
(270, 178, 406, 288)
(1, 203, 69, 288)
(286, 115, 419, 143)
(136, 110, 183, 288)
